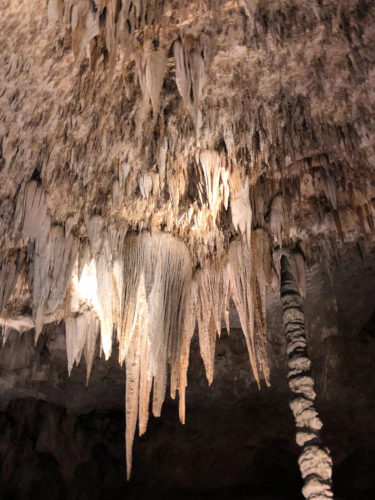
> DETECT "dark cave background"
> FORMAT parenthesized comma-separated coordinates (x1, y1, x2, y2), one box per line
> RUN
(1, 248, 375, 500)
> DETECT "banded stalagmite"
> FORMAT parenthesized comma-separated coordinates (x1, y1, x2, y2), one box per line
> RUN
(280, 255, 334, 500)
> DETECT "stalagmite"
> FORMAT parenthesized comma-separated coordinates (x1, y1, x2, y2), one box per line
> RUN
(280, 255, 334, 499)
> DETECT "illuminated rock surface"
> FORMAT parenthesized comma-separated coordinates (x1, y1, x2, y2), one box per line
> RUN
(1, 0, 375, 498)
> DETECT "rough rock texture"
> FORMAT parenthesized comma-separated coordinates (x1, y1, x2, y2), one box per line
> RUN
(1, 0, 375, 266)
(280, 255, 333, 499)
(1, 0, 375, 495)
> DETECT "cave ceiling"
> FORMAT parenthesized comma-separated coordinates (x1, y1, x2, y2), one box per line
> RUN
(1, 0, 375, 486)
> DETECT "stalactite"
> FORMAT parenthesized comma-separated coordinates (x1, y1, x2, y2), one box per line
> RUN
(251, 228, 271, 385)
(145, 46, 168, 118)
(3, 0, 375, 488)
(228, 237, 270, 388)
(84, 219, 128, 360)
(177, 279, 197, 425)
(194, 261, 230, 385)
(120, 232, 192, 476)
(173, 37, 207, 130)
(0, 252, 23, 315)
(96, 249, 117, 360)
(68, 230, 195, 476)
(125, 315, 141, 481)
(12, 182, 79, 341)
(270, 194, 284, 247)
(198, 150, 227, 223)
(65, 311, 100, 384)
(1, 325, 12, 347)
(280, 255, 334, 500)
(16, 182, 51, 252)
(230, 176, 252, 249)
(321, 173, 337, 210)
(138, 171, 153, 200)
(47, 0, 63, 24)
(31, 226, 78, 341)
(138, 322, 152, 437)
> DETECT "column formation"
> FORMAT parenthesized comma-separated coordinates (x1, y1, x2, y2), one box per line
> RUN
(280, 255, 334, 500)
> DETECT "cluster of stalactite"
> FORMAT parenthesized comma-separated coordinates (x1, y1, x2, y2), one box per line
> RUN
(1, 0, 375, 490)
(0, 180, 278, 477)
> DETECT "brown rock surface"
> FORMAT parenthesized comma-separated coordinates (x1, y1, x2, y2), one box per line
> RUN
(1, 1, 375, 497)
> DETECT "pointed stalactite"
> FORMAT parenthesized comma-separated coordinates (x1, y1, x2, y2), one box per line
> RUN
(0, 251, 24, 315)
(251, 228, 271, 386)
(194, 261, 230, 386)
(119, 232, 192, 477)
(31, 226, 78, 341)
(229, 238, 261, 387)
(230, 176, 252, 249)
(177, 280, 198, 425)
(280, 255, 334, 500)
(138, 330, 152, 437)
(227, 231, 271, 388)
(173, 37, 207, 132)
(270, 194, 283, 247)
(198, 150, 228, 224)
(145, 47, 168, 118)
(66, 311, 100, 384)
(1, 326, 11, 347)
(125, 319, 141, 481)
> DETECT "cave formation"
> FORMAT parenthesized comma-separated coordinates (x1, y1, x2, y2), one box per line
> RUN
(1, 1, 375, 499)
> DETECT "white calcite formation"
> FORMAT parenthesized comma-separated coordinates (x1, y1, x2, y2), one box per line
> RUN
(0, 179, 274, 477)
(1, 0, 375, 488)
